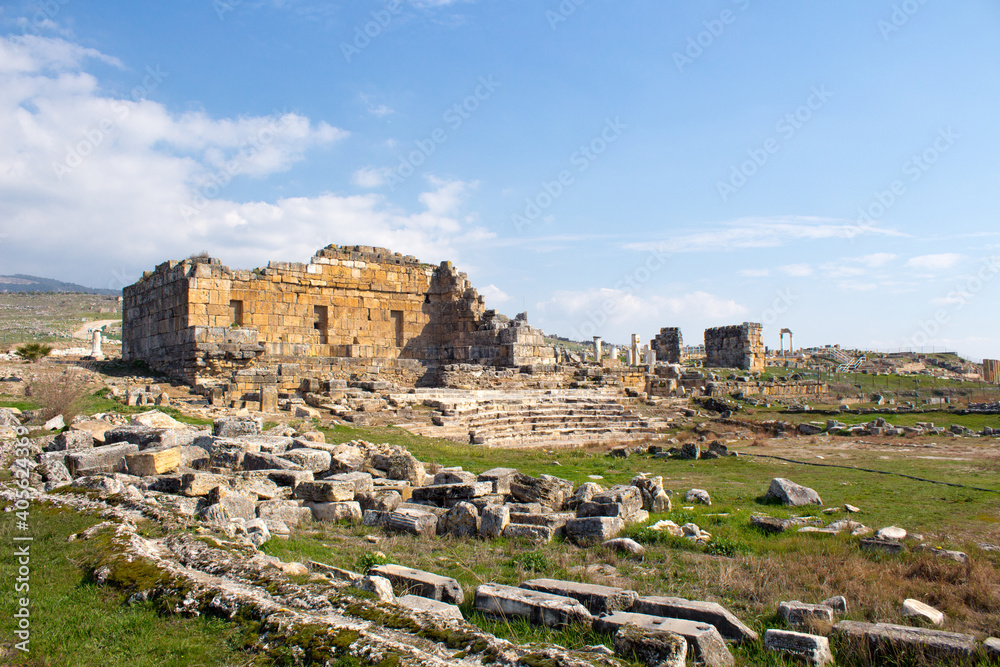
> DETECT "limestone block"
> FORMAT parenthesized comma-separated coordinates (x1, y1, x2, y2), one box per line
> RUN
(502, 524, 554, 543)
(479, 504, 509, 538)
(632, 596, 758, 643)
(125, 447, 181, 476)
(370, 564, 463, 604)
(594, 611, 733, 667)
(521, 578, 637, 616)
(766, 478, 822, 506)
(613, 625, 687, 667)
(764, 629, 833, 666)
(396, 595, 464, 622)
(65, 442, 139, 476)
(778, 601, 835, 628)
(474, 583, 592, 629)
(565, 516, 624, 545)
(294, 480, 355, 502)
(305, 501, 362, 523)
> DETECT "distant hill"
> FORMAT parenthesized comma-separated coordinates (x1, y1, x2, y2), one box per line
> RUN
(0, 274, 121, 296)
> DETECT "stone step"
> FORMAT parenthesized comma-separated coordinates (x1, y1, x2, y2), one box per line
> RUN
(832, 620, 976, 663)
(630, 596, 758, 643)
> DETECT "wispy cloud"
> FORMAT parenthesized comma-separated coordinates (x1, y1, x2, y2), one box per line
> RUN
(906, 253, 963, 271)
(623, 216, 905, 254)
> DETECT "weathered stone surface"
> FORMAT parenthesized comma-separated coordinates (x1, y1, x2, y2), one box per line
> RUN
(293, 480, 355, 502)
(832, 620, 976, 662)
(410, 482, 493, 503)
(266, 469, 314, 487)
(208, 440, 252, 469)
(821, 596, 848, 614)
(49, 430, 94, 452)
(65, 442, 139, 476)
(357, 490, 402, 513)
(241, 451, 304, 471)
(631, 596, 759, 643)
(104, 425, 166, 449)
(766, 478, 822, 506)
(386, 508, 438, 537)
(130, 410, 185, 429)
(778, 601, 834, 628)
(685, 488, 712, 506)
(370, 564, 463, 604)
(590, 485, 643, 517)
(751, 515, 793, 534)
(213, 416, 261, 438)
(613, 625, 686, 667)
(358, 575, 395, 603)
(228, 472, 282, 500)
(257, 499, 312, 527)
(875, 525, 907, 541)
(764, 629, 833, 666)
(602, 537, 645, 558)
(680, 442, 700, 460)
(594, 611, 734, 667)
(474, 583, 592, 629)
(565, 516, 624, 545)
(38, 457, 72, 490)
(480, 504, 510, 538)
(441, 501, 479, 537)
(984, 637, 1000, 658)
(502, 523, 554, 543)
(477, 467, 518, 494)
(396, 594, 464, 622)
(509, 473, 572, 510)
(433, 470, 477, 485)
(521, 578, 638, 615)
(305, 501, 362, 523)
(125, 447, 181, 476)
(328, 444, 365, 472)
(326, 472, 374, 495)
(245, 517, 271, 548)
(280, 448, 332, 473)
(902, 599, 944, 626)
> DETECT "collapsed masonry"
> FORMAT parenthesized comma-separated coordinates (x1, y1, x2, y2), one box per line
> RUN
(123, 245, 555, 404)
(651, 327, 682, 363)
(984, 359, 1000, 384)
(704, 322, 764, 372)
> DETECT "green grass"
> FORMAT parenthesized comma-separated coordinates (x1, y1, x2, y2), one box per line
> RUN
(0, 504, 259, 666)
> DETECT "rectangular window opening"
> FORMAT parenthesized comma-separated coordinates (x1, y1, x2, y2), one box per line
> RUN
(229, 300, 243, 326)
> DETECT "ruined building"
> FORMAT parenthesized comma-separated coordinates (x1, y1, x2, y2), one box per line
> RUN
(123, 245, 554, 402)
(704, 322, 764, 372)
(984, 359, 1000, 384)
(651, 327, 683, 363)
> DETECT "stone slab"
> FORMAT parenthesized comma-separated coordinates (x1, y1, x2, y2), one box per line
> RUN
(370, 564, 464, 604)
(474, 583, 592, 629)
(631, 596, 759, 643)
(521, 578, 638, 615)
(594, 611, 733, 667)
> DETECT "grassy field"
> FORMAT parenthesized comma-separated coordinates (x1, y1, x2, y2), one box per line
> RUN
(0, 505, 260, 666)
(0, 293, 121, 345)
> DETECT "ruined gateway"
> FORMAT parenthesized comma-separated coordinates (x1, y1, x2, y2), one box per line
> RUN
(123, 245, 555, 406)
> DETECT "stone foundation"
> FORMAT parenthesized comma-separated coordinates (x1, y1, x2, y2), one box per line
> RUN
(704, 323, 764, 372)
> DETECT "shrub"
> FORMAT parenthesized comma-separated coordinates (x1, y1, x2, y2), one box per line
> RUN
(15, 342, 53, 362)
(27, 369, 88, 422)
(356, 551, 392, 573)
(507, 552, 550, 573)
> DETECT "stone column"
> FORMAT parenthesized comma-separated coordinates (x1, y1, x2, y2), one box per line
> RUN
(593, 336, 602, 362)
(91, 329, 103, 359)
(630, 334, 640, 367)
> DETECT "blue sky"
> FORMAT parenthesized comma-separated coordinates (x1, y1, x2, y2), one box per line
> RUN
(1, 1, 998, 359)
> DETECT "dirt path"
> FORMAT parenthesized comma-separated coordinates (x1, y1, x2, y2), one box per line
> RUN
(71, 319, 120, 339)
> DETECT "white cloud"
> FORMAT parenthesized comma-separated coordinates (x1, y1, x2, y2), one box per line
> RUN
(0, 33, 491, 288)
(351, 166, 388, 188)
(534, 287, 747, 340)
(859, 252, 897, 268)
(906, 253, 963, 272)
(778, 263, 813, 277)
(739, 268, 770, 278)
(623, 216, 905, 254)
(479, 284, 510, 304)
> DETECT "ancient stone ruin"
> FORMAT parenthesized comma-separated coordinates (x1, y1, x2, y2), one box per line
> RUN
(984, 359, 999, 384)
(123, 245, 554, 405)
(651, 327, 682, 363)
(704, 322, 764, 372)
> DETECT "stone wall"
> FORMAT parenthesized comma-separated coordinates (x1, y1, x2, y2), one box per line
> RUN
(984, 359, 1000, 384)
(704, 322, 764, 372)
(651, 327, 682, 363)
(123, 245, 555, 400)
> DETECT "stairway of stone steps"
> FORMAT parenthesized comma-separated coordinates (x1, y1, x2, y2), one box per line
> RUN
(390, 388, 667, 447)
